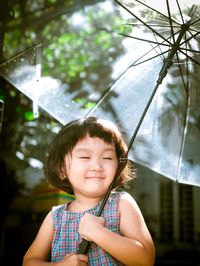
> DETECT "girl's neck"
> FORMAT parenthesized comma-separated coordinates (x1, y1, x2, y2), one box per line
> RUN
(67, 194, 103, 213)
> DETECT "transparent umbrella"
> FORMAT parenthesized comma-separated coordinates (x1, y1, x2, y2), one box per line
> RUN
(1, 0, 200, 254)
(0, 0, 200, 188)
(111, 0, 200, 187)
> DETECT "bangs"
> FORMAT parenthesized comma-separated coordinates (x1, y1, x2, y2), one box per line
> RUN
(85, 126, 115, 144)
(67, 117, 119, 147)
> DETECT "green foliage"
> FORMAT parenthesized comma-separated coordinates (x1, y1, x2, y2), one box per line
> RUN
(24, 111, 34, 121)
(0, 0, 128, 191)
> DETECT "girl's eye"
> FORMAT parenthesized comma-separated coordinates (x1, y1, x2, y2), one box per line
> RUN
(103, 157, 112, 160)
(79, 156, 90, 159)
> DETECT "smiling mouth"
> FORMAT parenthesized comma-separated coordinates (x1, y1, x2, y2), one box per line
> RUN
(86, 176, 104, 179)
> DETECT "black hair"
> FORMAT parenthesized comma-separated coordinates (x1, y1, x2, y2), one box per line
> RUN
(44, 117, 134, 194)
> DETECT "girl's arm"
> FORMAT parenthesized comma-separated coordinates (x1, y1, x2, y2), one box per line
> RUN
(79, 193, 155, 266)
(23, 212, 88, 266)
(22, 211, 54, 266)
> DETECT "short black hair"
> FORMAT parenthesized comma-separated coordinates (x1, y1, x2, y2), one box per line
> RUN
(44, 117, 134, 194)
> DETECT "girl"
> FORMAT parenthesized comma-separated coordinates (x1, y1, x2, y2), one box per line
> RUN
(23, 117, 155, 266)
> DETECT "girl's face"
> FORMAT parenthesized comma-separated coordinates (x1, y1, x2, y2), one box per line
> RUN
(64, 135, 118, 199)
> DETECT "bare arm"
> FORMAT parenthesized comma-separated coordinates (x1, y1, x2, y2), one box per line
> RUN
(23, 212, 54, 266)
(79, 193, 155, 266)
(23, 211, 88, 266)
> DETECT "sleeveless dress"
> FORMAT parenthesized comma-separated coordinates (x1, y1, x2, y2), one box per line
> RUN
(51, 191, 125, 265)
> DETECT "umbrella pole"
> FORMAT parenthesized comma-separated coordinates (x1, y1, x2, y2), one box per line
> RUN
(126, 22, 191, 151)
(78, 50, 175, 254)
(78, 49, 177, 255)
(78, 24, 190, 255)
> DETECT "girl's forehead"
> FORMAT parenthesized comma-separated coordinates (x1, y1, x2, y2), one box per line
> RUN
(73, 135, 115, 150)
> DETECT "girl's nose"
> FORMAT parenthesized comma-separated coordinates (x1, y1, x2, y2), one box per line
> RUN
(90, 159, 103, 171)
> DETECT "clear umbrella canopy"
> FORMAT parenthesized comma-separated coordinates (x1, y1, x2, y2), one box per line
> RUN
(0, 0, 200, 187)
(111, 0, 200, 186)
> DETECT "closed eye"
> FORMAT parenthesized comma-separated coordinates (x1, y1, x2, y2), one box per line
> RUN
(103, 157, 113, 160)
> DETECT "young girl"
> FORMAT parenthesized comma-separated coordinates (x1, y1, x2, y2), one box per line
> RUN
(23, 117, 155, 266)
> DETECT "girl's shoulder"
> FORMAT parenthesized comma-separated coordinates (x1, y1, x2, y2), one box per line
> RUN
(118, 190, 136, 204)
(110, 190, 132, 200)
(52, 202, 67, 212)
(105, 191, 132, 211)
(118, 191, 141, 214)
(51, 202, 68, 220)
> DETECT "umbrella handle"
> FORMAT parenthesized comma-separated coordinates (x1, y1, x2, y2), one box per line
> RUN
(78, 239, 91, 254)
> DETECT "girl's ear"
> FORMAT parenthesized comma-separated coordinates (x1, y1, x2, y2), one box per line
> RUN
(59, 167, 67, 181)
(60, 154, 71, 180)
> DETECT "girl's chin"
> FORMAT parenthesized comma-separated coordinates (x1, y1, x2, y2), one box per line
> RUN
(73, 180, 111, 198)
(81, 187, 108, 199)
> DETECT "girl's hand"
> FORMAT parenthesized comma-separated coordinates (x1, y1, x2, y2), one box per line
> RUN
(58, 253, 88, 266)
(78, 213, 105, 242)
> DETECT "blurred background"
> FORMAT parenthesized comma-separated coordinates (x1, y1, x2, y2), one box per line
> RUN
(0, 0, 200, 265)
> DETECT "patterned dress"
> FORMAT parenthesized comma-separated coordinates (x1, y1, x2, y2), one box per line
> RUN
(51, 191, 125, 265)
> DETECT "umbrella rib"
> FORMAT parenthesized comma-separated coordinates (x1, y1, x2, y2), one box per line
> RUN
(152, 32, 165, 60)
(174, 38, 187, 94)
(176, 29, 197, 96)
(0, 44, 42, 66)
(176, 98, 191, 181)
(175, 0, 185, 24)
(178, 50, 200, 66)
(85, 66, 136, 118)
(122, 25, 183, 49)
(190, 18, 200, 27)
(114, 0, 172, 45)
(86, 47, 170, 118)
(180, 47, 200, 54)
(189, 28, 200, 35)
(188, 29, 200, 43)
(176, 71, 191, 180)
(132, 0, 180, 25)
(127, 56, 173, 151)
(180, 30, 200, 47)
(166, 1, 185, 48)
(128, 20, 198, 150)
(128, 23, 181, 29)
(130, 49, 170, 67)
(90, 52, 175, 120)
(122, 29, 200, 56)
(166, 0, 176, 45)
(129, 35, 171, 66)
(175, 43, 190, 179)
(87, 30, 176, 119)
(180, 32, 200, 46)
(119, 33, 170, 47)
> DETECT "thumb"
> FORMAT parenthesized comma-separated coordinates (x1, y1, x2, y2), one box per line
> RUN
(78, 254, 88, 263)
